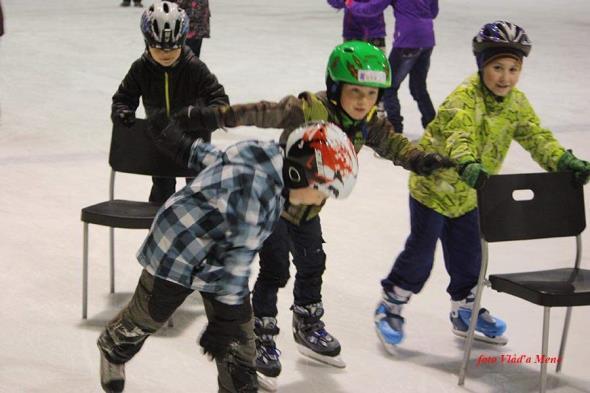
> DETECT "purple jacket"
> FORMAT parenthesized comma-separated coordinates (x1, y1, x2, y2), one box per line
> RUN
(347, 0, 438, 48)
(327, 0, 386, 40)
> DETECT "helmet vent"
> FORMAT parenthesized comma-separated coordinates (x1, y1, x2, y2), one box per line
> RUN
(174, 21, 180, 37)
(152, 20, 160, 36)
(163, 2, 169, 12)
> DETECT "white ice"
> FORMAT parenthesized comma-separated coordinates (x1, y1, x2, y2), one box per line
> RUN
(1, 0, 589, 392)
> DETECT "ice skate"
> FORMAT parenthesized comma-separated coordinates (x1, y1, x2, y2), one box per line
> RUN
(450, 292, 508, 346)
(254, 317, 281, 392)
(291, 303, 345, 368)
(100, 351, 125, 393)
(120, 0, 131, 7)
(374, 286, 411, 354)
(133, 1, 143, 7)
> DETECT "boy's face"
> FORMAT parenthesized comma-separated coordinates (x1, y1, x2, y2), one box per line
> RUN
(148, 47, 182, 67)
(288, 188, 327, 206)
(340, 83, 379, 120)
(482, 57, 522, 97)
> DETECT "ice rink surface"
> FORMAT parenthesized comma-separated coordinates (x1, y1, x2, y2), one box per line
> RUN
(1, 0, 589, 392)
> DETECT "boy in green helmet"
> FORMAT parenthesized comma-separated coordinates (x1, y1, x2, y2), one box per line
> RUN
(154, 40, 453, 389)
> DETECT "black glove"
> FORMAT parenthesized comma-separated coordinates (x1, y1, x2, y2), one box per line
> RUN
(147, 109, 169, 134)
(172, 105, 220, 132)
(148, 119, 199, 166)
(112, 108, 136, 127)
(459, 161, 489, 189)
(199, 321, 248, 361)
(409, 152, 454, 176)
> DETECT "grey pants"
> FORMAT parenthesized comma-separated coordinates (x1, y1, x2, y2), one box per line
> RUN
(97, 270, 257, 392)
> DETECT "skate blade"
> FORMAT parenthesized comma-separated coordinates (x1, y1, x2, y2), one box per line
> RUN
(257, 373, 278, 392)
(452, 328, 508, 346)
(296, 344, 346, 368)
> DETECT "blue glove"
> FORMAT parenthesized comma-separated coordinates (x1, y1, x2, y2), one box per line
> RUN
(557, 150, 590, 185)
(459, 161, 489, 189)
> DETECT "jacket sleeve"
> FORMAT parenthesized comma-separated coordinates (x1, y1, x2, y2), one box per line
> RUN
(218, 95, 306, 130)
(513, 95, 566, 171)
(365, 116, 426, 170)
(111, 61, 143, 116)
(430, 0, 439, 18)
(195, 61, 230, 108)
(346, 0, 391, 17)
(327, 0, 345, 9)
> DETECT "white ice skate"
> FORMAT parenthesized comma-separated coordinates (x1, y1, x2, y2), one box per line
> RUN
(451, 297, 508, 346)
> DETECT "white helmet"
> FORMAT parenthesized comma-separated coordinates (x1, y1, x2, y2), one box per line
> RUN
(141, 1, 189, 50)
(283, 121, 359, 199)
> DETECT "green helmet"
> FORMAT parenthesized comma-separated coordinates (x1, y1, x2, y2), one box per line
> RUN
(326, 41, 391, 96)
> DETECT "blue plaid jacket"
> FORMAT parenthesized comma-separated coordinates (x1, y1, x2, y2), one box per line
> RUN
(137, 139, 285, 305)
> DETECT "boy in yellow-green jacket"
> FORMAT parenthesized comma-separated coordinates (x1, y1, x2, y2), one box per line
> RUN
(375, 20, 590, 350)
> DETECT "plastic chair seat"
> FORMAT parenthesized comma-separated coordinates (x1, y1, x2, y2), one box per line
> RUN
(81, 199, 161, 229)
(490, 268, 590, 307)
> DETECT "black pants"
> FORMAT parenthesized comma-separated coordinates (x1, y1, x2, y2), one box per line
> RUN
(97, 270, 257, 393)
(252, 216, 326, 318)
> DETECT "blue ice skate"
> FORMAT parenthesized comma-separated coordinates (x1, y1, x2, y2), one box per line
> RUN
(450, 302, 508, 345)
(374, 302, 405, 345)
(374, 287, 412, 353)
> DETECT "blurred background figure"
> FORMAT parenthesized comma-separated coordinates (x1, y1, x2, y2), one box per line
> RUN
(327, 0, 386, 51)
(345, 0, 439, 133)
(173, 0, 210, 57)
(121, 0, 143, 7)
(0, 0, 4, 37)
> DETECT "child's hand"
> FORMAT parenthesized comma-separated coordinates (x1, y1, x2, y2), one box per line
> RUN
(557, 150, 590, 185)
(173, 106, 220, 132)
(409, 152, 453, 176)
(459, 161, 489, 189)
(112, 108, 136, 127)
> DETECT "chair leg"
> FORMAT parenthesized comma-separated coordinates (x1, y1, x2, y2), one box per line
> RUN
(109, 227, 115, 294)
(82, 223, 89, 319)
(540, 307, 550, 393)
(556, 307, 572, 373)
(458, 283, 486, 385)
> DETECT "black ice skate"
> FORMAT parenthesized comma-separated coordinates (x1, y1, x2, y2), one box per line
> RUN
(120, 0, 131, 6)
(99, 351, 125, 393)
(291, 302, 345, 368)
(254, 317, 281, 392)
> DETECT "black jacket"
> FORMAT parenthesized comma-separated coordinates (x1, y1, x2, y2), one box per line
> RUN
(112, 47, 229, 127)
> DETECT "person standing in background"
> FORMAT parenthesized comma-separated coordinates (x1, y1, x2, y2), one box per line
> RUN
(173, 0, 210, 57)
(346, 0, 438, 134)
(0, 0, 4, 37)
(327, 0, 387, 51)
(121, 0, 143, 7)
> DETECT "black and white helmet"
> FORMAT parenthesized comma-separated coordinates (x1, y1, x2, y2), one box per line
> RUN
(473, 20, 532, 57)
(141, 1, 189, 50)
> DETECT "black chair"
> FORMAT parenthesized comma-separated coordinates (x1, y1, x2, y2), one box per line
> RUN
(81, 119, 197, 319)
(457, 172, 589, 393)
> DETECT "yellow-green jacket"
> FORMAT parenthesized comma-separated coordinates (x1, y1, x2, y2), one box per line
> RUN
(410, 74, 566, 218)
